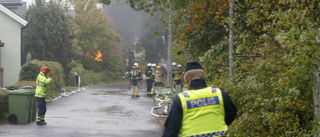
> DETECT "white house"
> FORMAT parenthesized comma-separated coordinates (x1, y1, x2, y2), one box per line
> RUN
(0, 3, 27, 87)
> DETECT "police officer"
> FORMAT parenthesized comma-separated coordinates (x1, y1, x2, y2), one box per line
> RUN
(162, 61, 237, 137)
(35, 66, 52, 125)
(151, 65, 164, 96)
(145, 63, 153, 96)
(129, 63, 141, 97)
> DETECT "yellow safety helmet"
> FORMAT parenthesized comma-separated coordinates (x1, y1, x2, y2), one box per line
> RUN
(157, 66, 161, 69)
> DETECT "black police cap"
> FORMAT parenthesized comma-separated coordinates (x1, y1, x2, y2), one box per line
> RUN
(185, 61, 203, 73)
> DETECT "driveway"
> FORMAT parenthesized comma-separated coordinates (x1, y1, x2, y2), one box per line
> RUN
(0, 82, 164, 137)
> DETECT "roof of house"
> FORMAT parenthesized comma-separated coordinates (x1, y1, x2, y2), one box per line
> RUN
(0, 4, 27, 26)
(0, 0, 23, 6)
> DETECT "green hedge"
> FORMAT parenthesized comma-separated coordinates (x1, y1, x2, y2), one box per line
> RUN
(15, 60, 64, 100)
(66, 60, 104, 87)
(0, 90, 8, 123)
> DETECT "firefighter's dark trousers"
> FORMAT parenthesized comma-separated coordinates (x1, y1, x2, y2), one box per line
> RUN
(147, 79, 153, 93)
(36, 97, 46, 121)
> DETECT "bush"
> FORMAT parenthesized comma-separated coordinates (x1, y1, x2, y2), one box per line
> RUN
(66, 60, 104, 87)
(0, 90, 8, 123)
(16, 60, 64, 100)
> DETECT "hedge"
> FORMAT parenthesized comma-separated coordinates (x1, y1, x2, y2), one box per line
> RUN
(15, 60, 64, 100)
(66, 60, 105, 87)
(0, 90, 8, 123)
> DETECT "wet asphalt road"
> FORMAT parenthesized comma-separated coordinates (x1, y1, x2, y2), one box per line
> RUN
(0, 82, 164, 137)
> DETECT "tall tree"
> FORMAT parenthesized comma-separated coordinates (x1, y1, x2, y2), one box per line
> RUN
(22, 0, 72, 67)
(69, 0, 124, 80)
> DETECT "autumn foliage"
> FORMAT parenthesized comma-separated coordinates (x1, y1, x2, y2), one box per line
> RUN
(175, 0, 320, 136)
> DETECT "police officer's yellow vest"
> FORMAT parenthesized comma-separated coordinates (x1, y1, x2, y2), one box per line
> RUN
(178, 87, 228, 137)
(155, 69, 162, 82)
(35, 72, 52, 98)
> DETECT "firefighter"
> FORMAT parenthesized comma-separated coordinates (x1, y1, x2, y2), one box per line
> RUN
(145, 63, 153, 96)
(172, 63, 184, 94)
(150, 63, 156, 96)
(162, 61, 237, 137)
(35, 66, 52, 125)
(151, 65, 164, 96)
(129, 63, 141, 97)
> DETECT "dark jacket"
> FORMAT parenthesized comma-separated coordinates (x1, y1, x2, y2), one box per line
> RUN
(145, 67, 153, 79)
(162, 79, 237, 137)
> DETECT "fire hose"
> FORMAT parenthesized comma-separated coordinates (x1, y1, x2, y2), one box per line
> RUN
(151, 95, 171, 118)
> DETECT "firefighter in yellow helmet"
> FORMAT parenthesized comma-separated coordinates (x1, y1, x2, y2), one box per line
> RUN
(151, 65, 164, 96)
(129, 63, 141, 97)
(162, 61, 237, 137)
(35, 66, 52, 125)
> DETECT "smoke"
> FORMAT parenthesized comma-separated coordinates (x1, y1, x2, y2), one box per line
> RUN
(102, 0, 158, 49)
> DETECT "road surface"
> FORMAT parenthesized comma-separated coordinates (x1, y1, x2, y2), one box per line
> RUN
(0, 82, 164, 137)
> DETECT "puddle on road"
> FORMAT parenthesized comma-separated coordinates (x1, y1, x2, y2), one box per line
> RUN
(93, 106, 137, 117)
(91, 89, 127, 95)
(71, 108, 90, 112)
(94, 106, 124, 113)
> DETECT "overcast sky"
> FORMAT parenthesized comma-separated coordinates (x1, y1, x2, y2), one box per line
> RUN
(23, 0, 34, 7)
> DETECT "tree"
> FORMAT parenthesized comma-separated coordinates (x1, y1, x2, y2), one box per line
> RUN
(200, 0, 320, 136)
(69, 0, 124, 80)
(22, 0, 72, 67)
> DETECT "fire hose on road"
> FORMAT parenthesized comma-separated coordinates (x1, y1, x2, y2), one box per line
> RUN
(151, 95, 171, 118)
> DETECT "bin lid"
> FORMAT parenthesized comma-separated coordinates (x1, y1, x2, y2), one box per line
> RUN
(6, 89, 35, 95)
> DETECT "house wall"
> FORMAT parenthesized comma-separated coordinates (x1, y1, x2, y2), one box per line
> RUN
(0, 11, 22, 87)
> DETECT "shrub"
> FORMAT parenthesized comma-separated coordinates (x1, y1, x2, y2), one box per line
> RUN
(0, 90, 8, 123)
(15, 60, 64, 100)
(66, 60, 104, 87)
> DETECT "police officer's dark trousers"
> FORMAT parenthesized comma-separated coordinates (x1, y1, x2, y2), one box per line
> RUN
(36, 97, 46, 122)
(147, 79, 153, 93)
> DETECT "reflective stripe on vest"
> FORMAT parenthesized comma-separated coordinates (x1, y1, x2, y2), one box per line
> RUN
(188, 131, 227, 137)
(36, 84, 47, 87)
(35, 93, 46, 98)
(178, 87, 228, 137)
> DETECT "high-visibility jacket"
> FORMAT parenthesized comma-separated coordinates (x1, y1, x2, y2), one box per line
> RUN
(173, 68, 183, 81)
(178, 87, 228, 137)
(130, 67, 141, 80)
(154, 69, 163, 82)
(35, 72, 52, 98)
(145, 67, 153, 80)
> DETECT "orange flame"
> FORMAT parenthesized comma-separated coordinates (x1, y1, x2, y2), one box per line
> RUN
(93, 51, 103, 61)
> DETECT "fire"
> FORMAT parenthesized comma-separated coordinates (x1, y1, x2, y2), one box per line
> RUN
(93, 51, 103, 61)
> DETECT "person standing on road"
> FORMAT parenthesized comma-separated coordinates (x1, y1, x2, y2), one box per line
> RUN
(129, 63, 141, 97)
(145, 63, 153, 96)
(151, 65, 164, 96)
(150, 63, 156, 95)
(172, 63, 184, 94)
(35, 66, 52, 126)
(162, 61, 237, 137)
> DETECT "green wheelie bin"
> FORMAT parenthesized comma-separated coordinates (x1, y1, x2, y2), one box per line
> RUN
(7, 89, 36, 124)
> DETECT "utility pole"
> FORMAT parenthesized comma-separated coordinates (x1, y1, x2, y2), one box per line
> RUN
(167, 0, 173, 94)
(229, 0, 234, 79)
